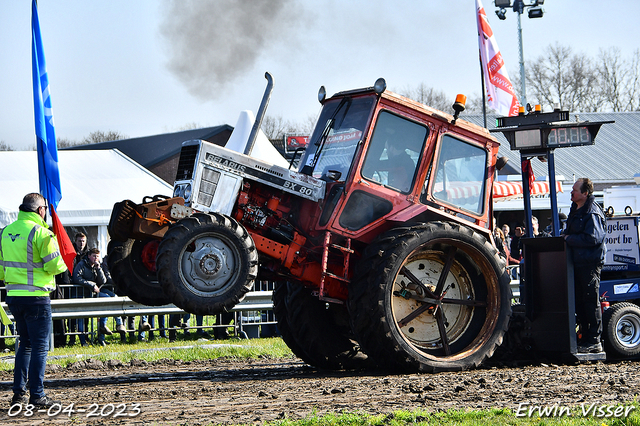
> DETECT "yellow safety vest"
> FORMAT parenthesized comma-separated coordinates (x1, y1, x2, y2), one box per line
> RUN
(0, 211, 68, 297)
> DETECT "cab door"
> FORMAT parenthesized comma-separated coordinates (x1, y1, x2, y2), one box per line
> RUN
(328, 109, 431, 236)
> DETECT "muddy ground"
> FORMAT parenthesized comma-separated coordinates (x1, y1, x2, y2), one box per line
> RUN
(0, 355, 639, 425)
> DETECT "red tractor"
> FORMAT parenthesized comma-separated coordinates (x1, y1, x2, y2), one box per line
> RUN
(107, 76, 511, 372)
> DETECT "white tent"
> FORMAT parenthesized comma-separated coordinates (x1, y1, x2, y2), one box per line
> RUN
(493, 181, 572, 214)
(0, 149, 173, 251)
(225, 110, 290, 167)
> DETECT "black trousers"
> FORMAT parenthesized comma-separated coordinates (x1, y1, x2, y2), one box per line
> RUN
(574, 263, 602, 344)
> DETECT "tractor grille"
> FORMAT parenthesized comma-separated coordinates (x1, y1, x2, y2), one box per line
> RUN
(175, 144, 200, 181)
(197, 167, 221, 207)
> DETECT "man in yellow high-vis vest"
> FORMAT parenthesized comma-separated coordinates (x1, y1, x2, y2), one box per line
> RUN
(0, 193, 67, 408)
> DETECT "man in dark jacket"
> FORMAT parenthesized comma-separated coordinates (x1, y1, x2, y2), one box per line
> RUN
(67, 232, 89, 345)
(73, 248, 125, 345)
(72, 232, 88, 269)
(510, 216, 549, 260)
(563, 178, 606, 353)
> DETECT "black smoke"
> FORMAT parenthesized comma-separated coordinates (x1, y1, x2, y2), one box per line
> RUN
(160, 0, 303, 100)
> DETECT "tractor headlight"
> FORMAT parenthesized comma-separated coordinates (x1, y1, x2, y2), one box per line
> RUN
(173, 185, 184, 199)
(183, 183, 192, 202)
(173, 183, 191, 201)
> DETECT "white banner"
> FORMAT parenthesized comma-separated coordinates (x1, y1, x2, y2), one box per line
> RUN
(476, 0, 520, 117)
(605, 216, 640, 267)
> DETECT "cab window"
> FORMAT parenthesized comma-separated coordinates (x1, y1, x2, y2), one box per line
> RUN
(431, 135, 487, 215)
(361, 111, 428, 193)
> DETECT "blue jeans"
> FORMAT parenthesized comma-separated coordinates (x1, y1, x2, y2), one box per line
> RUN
(97, 289, 123, 342)
(8, 302, 51, 400)
(126, 315, 149, 340)
(76, 317, 87, 346)
(149, 315, 166, 338)
(69, 286, 89, 346)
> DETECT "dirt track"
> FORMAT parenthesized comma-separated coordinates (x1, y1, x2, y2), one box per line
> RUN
(1, 355, 639, 425)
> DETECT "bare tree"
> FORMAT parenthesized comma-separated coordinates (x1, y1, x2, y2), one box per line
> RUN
(82, 130, 127, 145)
(262, 115, 289, 141)
(262, 115, 315, 140)
(568, 53, 601, 112)
(398, 83, 451, 112)
(463, 94, 485, 114)
(597, 47, 640, 111)
(525, 43, 596, 112)
(298, 115, 317, 135)
(176, 122, 202, 131)
(0, 141, 15, 151)
(525, 43, 640, 113)
(56, 137, 81, 148)
(53, 131, 126, 148)
(395, 83, 484, 115)
(626, 49, 640, 111)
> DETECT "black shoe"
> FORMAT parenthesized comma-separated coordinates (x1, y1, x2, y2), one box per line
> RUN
(30, 395, 61, 408)
(10, 393, 28, 406)
(578, 342, 603, 353)
(214, 330, 230, 340)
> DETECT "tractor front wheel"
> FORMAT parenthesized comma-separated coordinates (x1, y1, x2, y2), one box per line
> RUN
(156, 213, 258, 315)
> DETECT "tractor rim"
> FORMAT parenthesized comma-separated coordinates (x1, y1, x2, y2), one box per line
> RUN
(392, 250, 473, 349)
(178, 233, 240, 296)
(616, 313, 640, 348)
(389, 239, 499, 361)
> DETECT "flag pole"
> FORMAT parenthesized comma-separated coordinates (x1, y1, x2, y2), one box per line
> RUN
(32, 0, 76, 272)
(476, 0, 519, 118)
(479, 53, 487, 129)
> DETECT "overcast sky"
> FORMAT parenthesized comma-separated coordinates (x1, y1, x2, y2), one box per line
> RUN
(1, 0, 639, 151)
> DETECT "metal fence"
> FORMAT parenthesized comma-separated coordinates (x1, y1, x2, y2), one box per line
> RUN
(508, 265, 521, 300)
(1, 273, 522, 344)
(0, 282, 277, 343)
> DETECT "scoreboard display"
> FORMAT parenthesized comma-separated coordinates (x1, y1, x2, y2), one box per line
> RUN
(492, 110, 613, 152)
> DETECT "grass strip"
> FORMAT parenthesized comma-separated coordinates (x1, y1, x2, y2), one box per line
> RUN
(0, 337, 293, 370)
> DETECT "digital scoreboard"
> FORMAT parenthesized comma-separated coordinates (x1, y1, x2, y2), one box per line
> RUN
(491, 110, 613, 151)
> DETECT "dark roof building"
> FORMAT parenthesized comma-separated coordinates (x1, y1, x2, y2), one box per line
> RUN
(65, 125, 233, 183)
(465, 112, 640, 189)
(66, 111, 640, 191)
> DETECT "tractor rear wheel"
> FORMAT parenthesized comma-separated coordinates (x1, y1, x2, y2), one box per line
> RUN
(156, 213, 258, 315)
(272, 281, 315, 365)
(603, 302, 640, 358)
(106, 238, 171, 306)
(273, 281, 369, 370)
(348, 221, 511, 372)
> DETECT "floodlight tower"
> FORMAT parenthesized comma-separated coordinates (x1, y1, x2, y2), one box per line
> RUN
(494, 0, 545, 109)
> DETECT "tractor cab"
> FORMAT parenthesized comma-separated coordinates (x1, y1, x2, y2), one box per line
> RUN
(298, 79, 499, 243)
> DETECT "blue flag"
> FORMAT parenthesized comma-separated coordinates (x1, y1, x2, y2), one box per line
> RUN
(32, 0, 62, 210)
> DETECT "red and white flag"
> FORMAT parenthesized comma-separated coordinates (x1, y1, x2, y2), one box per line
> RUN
(476, 0, 520, 117)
